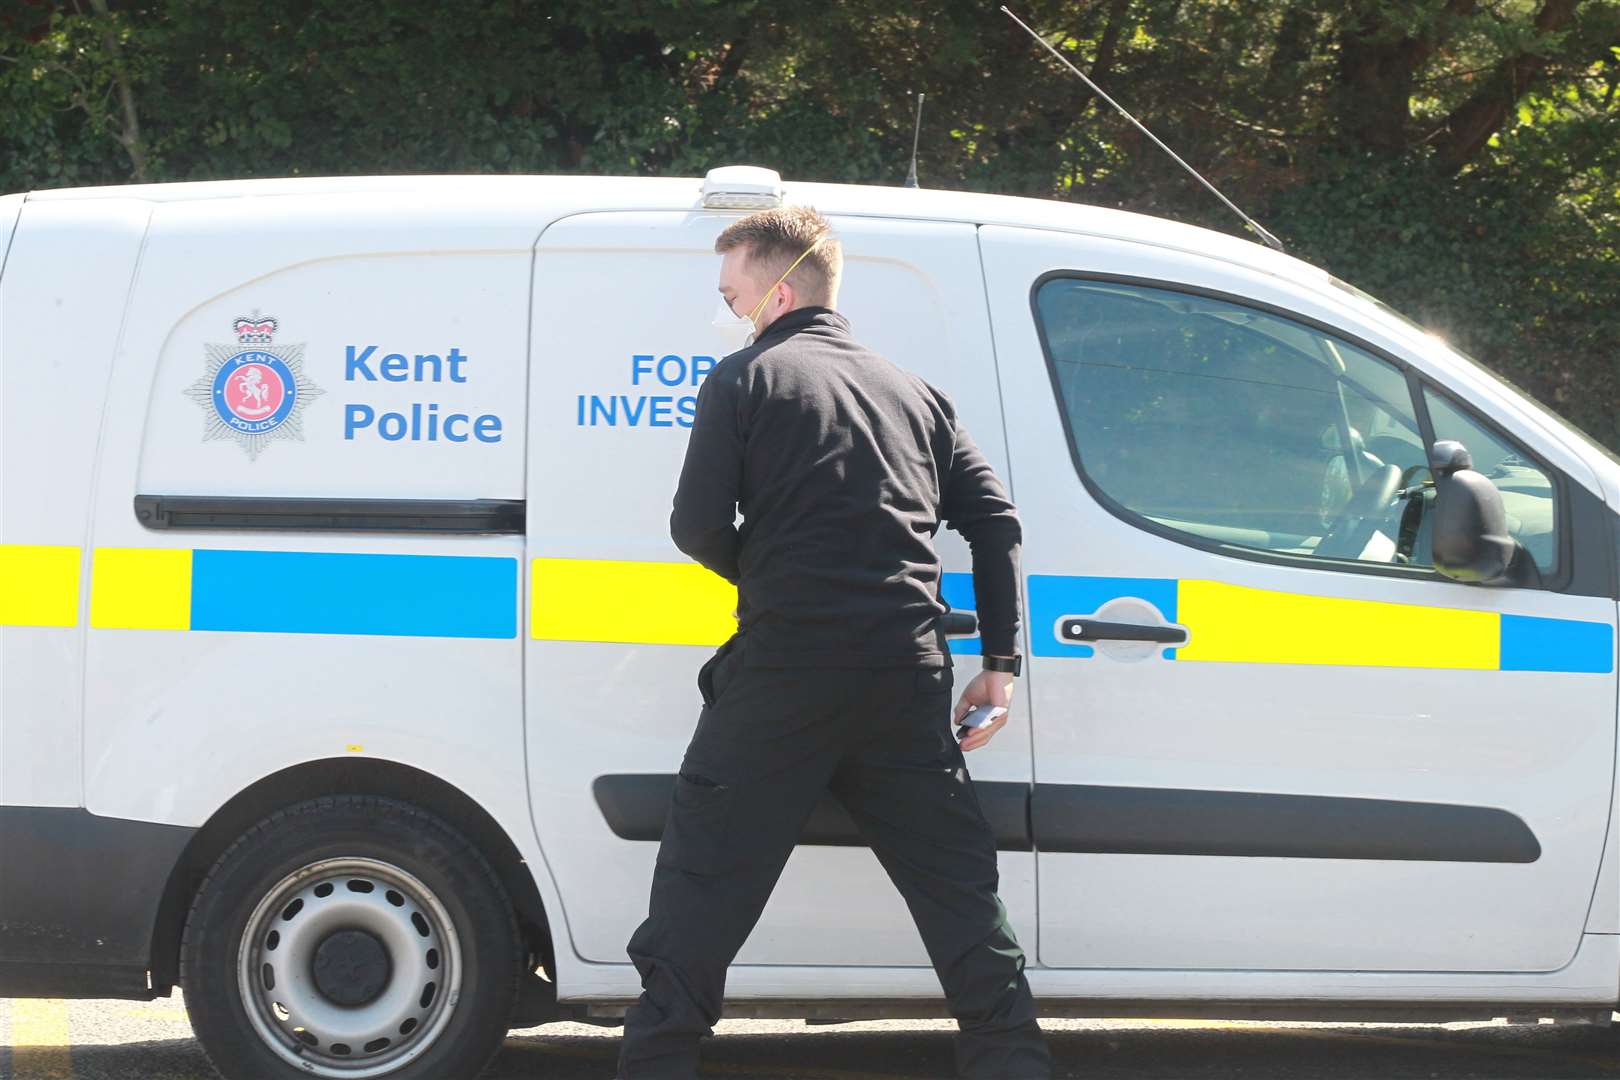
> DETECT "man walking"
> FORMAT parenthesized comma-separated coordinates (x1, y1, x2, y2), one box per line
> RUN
(618, 205, 1051, 1080)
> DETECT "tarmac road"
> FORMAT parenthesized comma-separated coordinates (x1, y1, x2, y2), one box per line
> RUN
(9, 999, 1620, 1080)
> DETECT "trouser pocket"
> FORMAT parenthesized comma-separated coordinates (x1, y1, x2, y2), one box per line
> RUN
(657, 770, 737, 876)
(914, 664, 954, 694)
(696, 634, 743, 707)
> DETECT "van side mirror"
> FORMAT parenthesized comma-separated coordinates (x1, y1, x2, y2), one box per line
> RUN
(1429, 440, 1517, 584)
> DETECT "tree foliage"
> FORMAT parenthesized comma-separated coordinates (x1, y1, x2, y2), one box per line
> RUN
(3, 0, 1617, 448)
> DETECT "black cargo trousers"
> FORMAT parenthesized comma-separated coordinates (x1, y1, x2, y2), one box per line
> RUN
(618, 634, 1052, 1079)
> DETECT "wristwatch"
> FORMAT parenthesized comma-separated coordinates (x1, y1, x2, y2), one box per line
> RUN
(982, 654, 1022, 676)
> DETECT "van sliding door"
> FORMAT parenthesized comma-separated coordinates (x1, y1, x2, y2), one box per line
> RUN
(523, 212, 1034, 975)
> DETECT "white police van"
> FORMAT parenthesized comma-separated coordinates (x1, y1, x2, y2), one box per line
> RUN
(1, 165, 1616, 1079)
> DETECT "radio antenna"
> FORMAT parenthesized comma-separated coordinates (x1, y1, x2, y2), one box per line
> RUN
(999, 6, 1284, 252)
(905, 92, 925, 189)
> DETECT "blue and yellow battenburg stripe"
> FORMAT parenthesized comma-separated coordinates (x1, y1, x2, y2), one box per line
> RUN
(85, 548, 517, 638)
(1, 544, 1612, 671)
(1029, 575, 1615, 674)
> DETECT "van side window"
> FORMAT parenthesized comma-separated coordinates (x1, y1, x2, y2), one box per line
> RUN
(1034, 277, 1430, 567)
(1424, 388, 1558, 573)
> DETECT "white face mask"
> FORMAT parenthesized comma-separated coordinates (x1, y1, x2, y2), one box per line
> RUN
(711, 298, 757, 352)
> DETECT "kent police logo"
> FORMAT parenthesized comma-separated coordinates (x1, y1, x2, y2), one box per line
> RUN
(185, 314, 323, 460)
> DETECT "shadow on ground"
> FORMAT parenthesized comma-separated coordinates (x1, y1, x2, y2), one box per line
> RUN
(13, 1021, 1620, 1079)
(494, 1022, 1620, 1080)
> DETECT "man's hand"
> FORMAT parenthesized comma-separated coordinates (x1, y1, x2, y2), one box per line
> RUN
(952, 669, 1015, 752)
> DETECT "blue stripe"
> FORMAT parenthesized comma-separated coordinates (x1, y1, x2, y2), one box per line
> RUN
(1500, 614, 1614, 674)
(1028, 575, 1178, 658)
(191, 550, 518, 639)
(941, 571, 981, 656)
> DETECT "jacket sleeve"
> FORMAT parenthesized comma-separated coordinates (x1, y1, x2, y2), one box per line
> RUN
(669, 368, 744, 583)
(940, 419, 1023, 658)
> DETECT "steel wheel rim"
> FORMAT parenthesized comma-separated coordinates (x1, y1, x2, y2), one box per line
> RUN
(236, 856, 463, 1077)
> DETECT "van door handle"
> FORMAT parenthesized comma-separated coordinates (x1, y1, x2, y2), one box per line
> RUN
(1059, 618, 1188, 645)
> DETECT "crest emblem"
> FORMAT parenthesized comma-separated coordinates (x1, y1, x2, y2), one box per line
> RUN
(186, 313, 323, 460)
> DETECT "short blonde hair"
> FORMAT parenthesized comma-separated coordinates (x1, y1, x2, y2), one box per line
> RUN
(714, 204, 843, 307)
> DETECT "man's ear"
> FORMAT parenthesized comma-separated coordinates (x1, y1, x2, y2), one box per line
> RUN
(774, 279, 798, 316)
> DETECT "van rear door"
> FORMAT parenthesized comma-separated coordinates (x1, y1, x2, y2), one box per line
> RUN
(80, 192, 533, 843)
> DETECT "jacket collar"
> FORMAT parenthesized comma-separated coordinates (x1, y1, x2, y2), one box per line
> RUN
(752, 306, 850, 349)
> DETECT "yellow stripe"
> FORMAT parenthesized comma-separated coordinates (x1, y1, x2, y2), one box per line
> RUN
(89, 547, 193, 631)
(1177, 579, 1499, 669)
(531, 558, 736, 646)
(11, 998, 73, 1078)
(0, 545, 80, 627)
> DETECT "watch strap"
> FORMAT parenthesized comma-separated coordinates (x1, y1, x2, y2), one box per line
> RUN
(982, 654, 1022, 676)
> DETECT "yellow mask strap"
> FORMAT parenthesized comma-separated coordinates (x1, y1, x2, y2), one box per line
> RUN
(746, 237, 823, 324)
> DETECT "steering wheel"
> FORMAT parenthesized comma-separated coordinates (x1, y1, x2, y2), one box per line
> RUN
(1315, 464, 1402, 559)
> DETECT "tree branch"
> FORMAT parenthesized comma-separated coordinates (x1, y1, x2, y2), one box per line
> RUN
(1335, 0, 1479, 154)
(1430, 0, 1586, 173)
(1261, 4, 1317, 102)
(1404, 0, 1482, 72)
(1184, 99, 1326, 143)
(85, 0, 146, 180)
(716, 37, 746, 83)
(1091, 0, 1130, 87)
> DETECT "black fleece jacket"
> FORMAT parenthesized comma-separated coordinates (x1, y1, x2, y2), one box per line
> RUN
(669, 306, 1022, 668)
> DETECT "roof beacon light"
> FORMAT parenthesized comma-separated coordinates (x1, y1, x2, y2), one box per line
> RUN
(701, 166, 785, 210)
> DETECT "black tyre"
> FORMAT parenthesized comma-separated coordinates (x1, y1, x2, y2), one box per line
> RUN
(181, 795, 524, 1080)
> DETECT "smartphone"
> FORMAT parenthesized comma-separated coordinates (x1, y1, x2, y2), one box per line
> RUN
(956, 704, 1007, 742)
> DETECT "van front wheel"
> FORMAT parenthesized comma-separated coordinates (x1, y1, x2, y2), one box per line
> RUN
(181, 795, 523, 1080)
